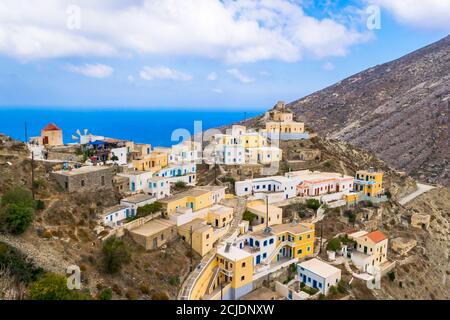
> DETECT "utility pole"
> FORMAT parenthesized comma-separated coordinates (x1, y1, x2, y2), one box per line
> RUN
(31, 150, 35, 200)
(266, 195, 269, 229)
(319, 221, 323, 254)
(189, 225, 193, 272)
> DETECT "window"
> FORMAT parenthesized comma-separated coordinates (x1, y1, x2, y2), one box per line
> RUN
(297, 249, 302, 254)
(263, 253, 267, 259)
(242, 262, 246, 268)
(307, 234, 311, 239)
(263, 240, 268, 247)
(269, 238, 274, 245)
(299, 236, 303, 241)
(81, 180, 85, 187)
(241, 276, 245, 281)
(307, 246, 311, 252)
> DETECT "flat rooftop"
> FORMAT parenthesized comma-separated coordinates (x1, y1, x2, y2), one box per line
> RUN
(298, 258, 341, 278)
(178, 218, 211, 233)
(158, 188, 211, 203)
(217, 244, 252, 262)
(118, 170, 150, 176)
(53, 165, 111, 176)
(286, 170, 353, 181)
(121, 193, 154, 204)
(240, 287, 283, 301)
(102, 205, 129, 217)
(131, 219, 175, 237)
(270, 222, 313, 235)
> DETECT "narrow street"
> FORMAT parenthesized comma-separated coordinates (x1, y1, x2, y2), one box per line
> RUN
(178, 197, 246, 300)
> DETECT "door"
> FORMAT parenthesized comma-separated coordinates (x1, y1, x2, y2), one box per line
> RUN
(153, 238, 158, 249)
(268, 185, 272, 191)
(364, 246, 368, 254)
(215, 219, 219, 227)
(256, 255, 261, 264)
(131, 182, 136, 192)
(313, 280, 317, 288)
(282, 247, 286, 256)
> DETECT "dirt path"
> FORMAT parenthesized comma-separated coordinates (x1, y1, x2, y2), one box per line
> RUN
(398, 183, 436, 205)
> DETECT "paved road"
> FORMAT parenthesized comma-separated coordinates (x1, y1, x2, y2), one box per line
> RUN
(398, 183, 436, 206)
(178, 197, 246, 300)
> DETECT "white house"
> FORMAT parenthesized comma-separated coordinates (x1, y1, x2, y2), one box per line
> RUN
(145, 176, 171, 199)
(120, 194, 156, 216)
(285, 170, 354, 198)
(246, 147, 282, 165)
(297, 258, 341, 295)
(235, 176, 299, 200)
(118, 170, 153, 193)
(154, 163, 197, 185)
(235, 232, 278, 266)
(110, 147, 128, 165)
(101, 205, 133, 228)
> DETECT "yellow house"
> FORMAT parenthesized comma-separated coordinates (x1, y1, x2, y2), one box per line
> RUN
(351, 230, 388, 274)
(265, 121, 305, 134)
(215, 244, 254, 300)
(354, 169, 384, 197)
(246, 200, 282, 227)
(178, 219, 215, 257)
(208, 205, 233, 228)
(241, 133, 267, 148)
(132, 151, 168, 172)
(158, 188, 213, 216)
(272, 222, 315, 261)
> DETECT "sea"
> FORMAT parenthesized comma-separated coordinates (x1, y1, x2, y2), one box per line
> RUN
(0, 108, 261, 147)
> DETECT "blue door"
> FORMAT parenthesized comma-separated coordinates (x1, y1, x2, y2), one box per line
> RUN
(249, 238, 254, 246)
(256, 255, 261, 264)
(313, 280, 317, 288)
(302, 275, 307, 283)
(131, 182, 135, 192)
(282, 247, 286, 256)
(268, 185, 272, 191)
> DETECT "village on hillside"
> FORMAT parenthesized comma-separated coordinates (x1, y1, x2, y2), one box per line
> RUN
(2, 101, 432, 301)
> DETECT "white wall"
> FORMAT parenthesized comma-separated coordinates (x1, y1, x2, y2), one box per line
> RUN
(111, 147, 128, 165)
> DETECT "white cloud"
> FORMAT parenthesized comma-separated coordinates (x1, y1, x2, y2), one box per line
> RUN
(207, 72, 218, 81)
(227, 68, 254, 83)
(140, 66, 192, 81)
(65, 63, 113, 78)
(372, 0, 450, 30)
(322, 62, 335, 71)
(0, 0, 369, 63)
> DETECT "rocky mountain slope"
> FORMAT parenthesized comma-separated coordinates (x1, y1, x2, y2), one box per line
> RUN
(287, 35, 449, 187)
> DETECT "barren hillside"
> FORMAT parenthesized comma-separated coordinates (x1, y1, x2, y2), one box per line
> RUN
(287, 35, 450, 187)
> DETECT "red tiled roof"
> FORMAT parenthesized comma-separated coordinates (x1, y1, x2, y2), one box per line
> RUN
(366, 230, 387, 243)
(42, 123, 61, 131)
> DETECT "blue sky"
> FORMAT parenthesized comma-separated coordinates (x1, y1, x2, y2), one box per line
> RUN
(0, 0, 448, 111)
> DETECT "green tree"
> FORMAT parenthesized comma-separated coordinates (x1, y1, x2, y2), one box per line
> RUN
(101, 237, 131, 274)
(306, 199, 321, 211)
(0, 187, 36, 234)
(174, 181, 187, 189)
(1, 186, 35, 209)
(242, 210, 257, 223)
(137, 202, 162, 218)
(326, 238, 342, 252)
(28, 273, 90, 300)
(98, 288, 113, 300)
(2, 204, 33, 234)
